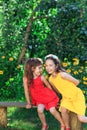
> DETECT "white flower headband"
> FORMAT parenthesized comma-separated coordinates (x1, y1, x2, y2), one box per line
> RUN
(45, 54, 59, 60)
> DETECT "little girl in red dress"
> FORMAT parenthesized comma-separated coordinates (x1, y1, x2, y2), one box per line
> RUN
(23, 58, 65, 130)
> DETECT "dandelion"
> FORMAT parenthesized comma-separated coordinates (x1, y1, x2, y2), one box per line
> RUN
(73, 71, 78, 75)
(0, 70, 4, 75)
(17, 65, 21, 69)
(9, 57, 14, 61)
(73, 58, 79, 61)
(73, 62, 79, 65)
(73, 58, 79, 65)
(83, 81, 87, 85)
(62, 62, 68, 67)
(79, 69, 83, 73)
(83, 77, 87, 81)
(1, 56, 5, 59)
(66, 69, 71, 73)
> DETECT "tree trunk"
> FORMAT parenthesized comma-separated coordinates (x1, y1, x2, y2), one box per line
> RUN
(18, 0, 43, 64)
(0, 107, 7, 127)
(69, 111, 83, 130)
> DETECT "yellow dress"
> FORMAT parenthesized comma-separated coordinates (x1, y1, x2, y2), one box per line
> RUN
(49, 72, 86, 115)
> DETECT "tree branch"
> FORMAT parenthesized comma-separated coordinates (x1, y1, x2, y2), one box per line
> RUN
(18, 0, 43, 64)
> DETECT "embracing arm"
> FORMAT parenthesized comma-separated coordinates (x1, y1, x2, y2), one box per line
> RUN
(41, 75, 52, 89)
(60, 72, 80, 86)
(23, 77, 31, 108)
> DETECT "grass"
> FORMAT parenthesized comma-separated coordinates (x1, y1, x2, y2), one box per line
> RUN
(0, 107, 60, 130)
(0, 107, 87, 130)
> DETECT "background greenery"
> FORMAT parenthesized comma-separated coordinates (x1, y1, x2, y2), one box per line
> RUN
(0, 0, 87, 101)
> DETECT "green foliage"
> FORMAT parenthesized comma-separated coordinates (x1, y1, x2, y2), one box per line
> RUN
(62, 57, 87, 100)
(0, 49, 24, 100)
(46, 2, 87, 60)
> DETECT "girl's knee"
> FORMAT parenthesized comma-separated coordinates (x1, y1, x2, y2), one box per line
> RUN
(37, 104, 44, 114)
(49, 107, 56, 114)
(61, 107, 68, 114)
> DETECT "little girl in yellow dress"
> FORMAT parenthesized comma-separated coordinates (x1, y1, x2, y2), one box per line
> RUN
(45, 54, 87, 130)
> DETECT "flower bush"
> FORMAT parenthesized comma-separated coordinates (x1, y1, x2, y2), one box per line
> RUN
(62, 57, 87, 101)
(0, 51, 24, 101)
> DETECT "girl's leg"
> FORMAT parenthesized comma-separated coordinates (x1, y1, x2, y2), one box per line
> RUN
(37, 104, 48, 130)
(61, 107, 70, 129)
(78, 115, 87, 123)
(49, 107, 65, 130)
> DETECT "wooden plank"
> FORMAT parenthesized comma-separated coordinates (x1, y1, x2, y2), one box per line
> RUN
(0, 102, 85, 129)
(0, 102, 36, 108)
(0, 102, 36, 127)
(0, 102, 26, 108)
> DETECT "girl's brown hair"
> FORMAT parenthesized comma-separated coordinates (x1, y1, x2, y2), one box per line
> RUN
(24, 58, 43, 85)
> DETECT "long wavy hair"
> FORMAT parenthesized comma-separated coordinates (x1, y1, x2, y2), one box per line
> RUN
(24, 58, 43, 85)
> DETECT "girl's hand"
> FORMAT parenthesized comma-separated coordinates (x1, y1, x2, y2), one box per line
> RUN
(26, 103, 32, 109)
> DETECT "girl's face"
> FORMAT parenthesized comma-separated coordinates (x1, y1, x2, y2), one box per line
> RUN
(45, 59, 57, 74)
(33, 65, 43, 78)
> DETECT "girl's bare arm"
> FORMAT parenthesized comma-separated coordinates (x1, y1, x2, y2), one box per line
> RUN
(60, 72, 80, 86)
(23, 77, 31, 108)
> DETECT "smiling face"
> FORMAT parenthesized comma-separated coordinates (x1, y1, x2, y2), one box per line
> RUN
(45, 59, 57, 75)
(33, 65, 43, 78)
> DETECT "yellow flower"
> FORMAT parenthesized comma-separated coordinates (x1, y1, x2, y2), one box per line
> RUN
(66, 69, 71, 73)
(73, 58, 79, 65)
(73, 61, 79, 65)
(62, 62, 68, 67)
(73, 58, 79, 61)
(17, 65, 21, 69)
(79, 69, 82, 73)
(73, 71, 78, 75)
(9, 57, 14, 61)
(1, 56, 5, 59)
(0, 70, 4, 75)
(83, 77, 87, 81)
(83, 81, 87, 85)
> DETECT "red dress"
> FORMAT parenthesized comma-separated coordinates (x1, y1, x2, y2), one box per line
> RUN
(29, 76, 59, 110)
